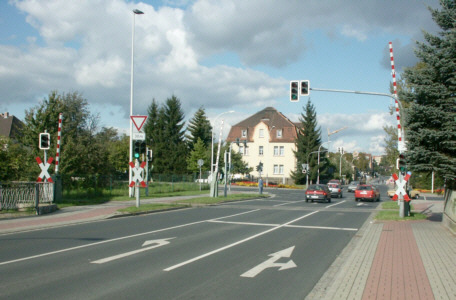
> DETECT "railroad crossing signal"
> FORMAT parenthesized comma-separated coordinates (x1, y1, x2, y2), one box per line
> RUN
(290, 81, 299, 102)
(39, 133, 50, 150)
(397, 153, 407, 173)
(36, 156, 54, 183)
(129, 161, 147, 188)
(392, 173, 411, 201)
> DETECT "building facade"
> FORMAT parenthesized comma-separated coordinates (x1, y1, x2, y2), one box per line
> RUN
(226, 107, 299, 184)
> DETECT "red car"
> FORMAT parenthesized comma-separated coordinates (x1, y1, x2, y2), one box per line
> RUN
(355, 185, 380, 202)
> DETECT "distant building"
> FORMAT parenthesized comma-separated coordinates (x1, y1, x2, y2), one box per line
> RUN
(0, 112, 24, 140)
(226, 107, 300, 185)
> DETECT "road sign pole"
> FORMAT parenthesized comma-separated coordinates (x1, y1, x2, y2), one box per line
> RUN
(135, 159, 140, 207)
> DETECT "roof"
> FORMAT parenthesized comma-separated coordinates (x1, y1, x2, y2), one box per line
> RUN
(0, 112, 24, 139)
(226, 107, 299, 143)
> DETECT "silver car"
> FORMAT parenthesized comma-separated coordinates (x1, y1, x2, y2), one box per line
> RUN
(347, 181, 360, 192)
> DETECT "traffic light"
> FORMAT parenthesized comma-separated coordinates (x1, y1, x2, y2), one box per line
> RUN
(147, 149, 153, 161)
(134, 141, 146, 159)
(300, 80, 310, 96)
(397, 153, 407, 172)
(290, 81, 299, 102)
(39, 133, 50, 150)
(256, 161, 263, 172)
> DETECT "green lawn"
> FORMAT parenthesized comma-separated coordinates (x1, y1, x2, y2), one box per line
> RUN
(375, 200, 427, 221)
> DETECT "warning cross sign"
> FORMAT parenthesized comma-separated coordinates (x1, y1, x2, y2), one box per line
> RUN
(36, 156, 54, 183)
(129, 161, 147, 187)
(392, 173, 411, 202)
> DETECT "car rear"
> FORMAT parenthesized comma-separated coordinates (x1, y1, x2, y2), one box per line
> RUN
(355, 185, 377, 202)
(306, 185, 331, 203)
(328, 183, 342, 198)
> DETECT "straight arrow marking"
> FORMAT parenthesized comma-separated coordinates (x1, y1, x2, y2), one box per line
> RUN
(91, 238, 175, 264)
(241, 246, 297, 278)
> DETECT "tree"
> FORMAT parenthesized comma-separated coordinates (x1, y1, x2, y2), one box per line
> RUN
(291, 99, 329, 184)
(150, 96, 188, 174)
(382, 125, 399, 173)
(186, 107, 212, 150)
(399, 0, 456, 189)
(187, 138, 210, 173)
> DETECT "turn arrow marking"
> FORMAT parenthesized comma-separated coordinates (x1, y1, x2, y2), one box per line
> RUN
(91, 238, 175, 264)
(241, 246, 297, 278)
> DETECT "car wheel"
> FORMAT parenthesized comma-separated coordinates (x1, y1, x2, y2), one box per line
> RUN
(311, 199, 314, 203)
(340, 193, 343, 198)
(328, 198, 331, 203)
(355, 198, 359, 202)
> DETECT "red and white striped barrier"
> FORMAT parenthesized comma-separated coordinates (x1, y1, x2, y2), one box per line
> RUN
(389, 42, 403, 151)
(55, 113, 63, 174)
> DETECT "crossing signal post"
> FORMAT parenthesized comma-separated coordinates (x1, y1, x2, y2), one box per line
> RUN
(397, 153, 407, 173)
(290, 81, 299, 102)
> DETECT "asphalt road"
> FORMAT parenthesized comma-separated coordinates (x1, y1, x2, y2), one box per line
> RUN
(0, 186, 387, 299)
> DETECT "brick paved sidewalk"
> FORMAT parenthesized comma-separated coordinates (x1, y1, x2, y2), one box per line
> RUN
(307, 216, 456, 300)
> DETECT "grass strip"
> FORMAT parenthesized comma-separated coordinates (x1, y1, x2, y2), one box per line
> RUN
(375, 200, 428, 221)
(172, 193, 269, 205)
(118, 203, 188, 214)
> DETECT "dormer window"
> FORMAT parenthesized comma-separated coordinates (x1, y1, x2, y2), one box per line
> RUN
(276, 129, 282, 138)
(242, 129, 247, 137)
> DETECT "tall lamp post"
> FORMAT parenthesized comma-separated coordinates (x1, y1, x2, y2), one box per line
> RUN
(317, 141, 331, 184)
(129, 8, 144, 197)
(210, 110, 235, 181)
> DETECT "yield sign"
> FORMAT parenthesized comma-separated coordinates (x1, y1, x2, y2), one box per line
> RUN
(130, 115, 147, 132)
(129, 161, 146, 187)
(392, 173, 411, 201)
(241, 246, 297, 278)
(36, 157, 54, 183)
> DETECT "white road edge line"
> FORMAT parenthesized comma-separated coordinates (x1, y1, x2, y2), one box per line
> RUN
(209, 220, 357, 231)
(163, 210, 319, 272)
(0, 209, 260, 266)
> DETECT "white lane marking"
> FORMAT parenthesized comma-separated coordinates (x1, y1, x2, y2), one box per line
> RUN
(0, 209, 260, 266)
(273, 200, 308, 207)
(91, 238, 175, 264)
(241, 246, 297, 278)
(163, 211, 319, 272)
(325, 200, 346, 208)
(209, 220, 357, 231)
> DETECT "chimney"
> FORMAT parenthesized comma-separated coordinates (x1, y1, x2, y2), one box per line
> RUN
(2, 112, 9, 118)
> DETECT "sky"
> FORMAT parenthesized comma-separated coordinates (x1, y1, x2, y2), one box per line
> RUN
(0, 0, 441, 155)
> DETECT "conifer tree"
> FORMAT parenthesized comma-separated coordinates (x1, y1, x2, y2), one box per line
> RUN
(186, 106, 212, 150)
(399, 0, 456, 188)
(291, 99, 328, 184)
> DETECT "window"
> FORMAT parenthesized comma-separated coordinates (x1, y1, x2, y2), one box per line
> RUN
(259, 129, 264, 138)
(259, 146, 264, 156)
(239, 145, 244, 155)
(277, 129, 282, 138)
(274, 146, 284, 156)
(273, 164, 284, 175)
(242, 130, 247, 137)
(244, 146, 249, 156)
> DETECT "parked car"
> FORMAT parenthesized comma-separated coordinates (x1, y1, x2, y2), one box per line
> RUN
(387, 188, 420, 199)
(328, 183, 343, 198)
(347, 181, 360, 192)
(306, 184, 331, 203)
(355, 184, 380, 202)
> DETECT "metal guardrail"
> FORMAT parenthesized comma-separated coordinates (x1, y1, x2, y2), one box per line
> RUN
(0, 182, 54, 210)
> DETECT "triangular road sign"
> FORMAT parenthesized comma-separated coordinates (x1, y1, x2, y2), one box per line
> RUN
(131, 115, 148, 132)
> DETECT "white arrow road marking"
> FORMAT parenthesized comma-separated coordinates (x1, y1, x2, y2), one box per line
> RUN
(241, 246, 297, 278)
(91, 238, 175, 264)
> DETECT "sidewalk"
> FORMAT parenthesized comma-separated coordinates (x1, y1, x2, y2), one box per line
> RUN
(0, 195, 201, 234)
(307, 200, 456, 300)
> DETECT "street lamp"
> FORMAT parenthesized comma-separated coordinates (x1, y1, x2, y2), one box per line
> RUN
(210, 110, 235, 181)
(317, 141, 331, 184)
(129, 8, 144, 197)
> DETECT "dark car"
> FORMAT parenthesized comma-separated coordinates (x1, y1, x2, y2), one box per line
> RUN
(355, 184, 380, 202)
(306, 184, 331, 203)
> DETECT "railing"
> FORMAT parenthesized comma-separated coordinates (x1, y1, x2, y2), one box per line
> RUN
(0, 182, 54, 210)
